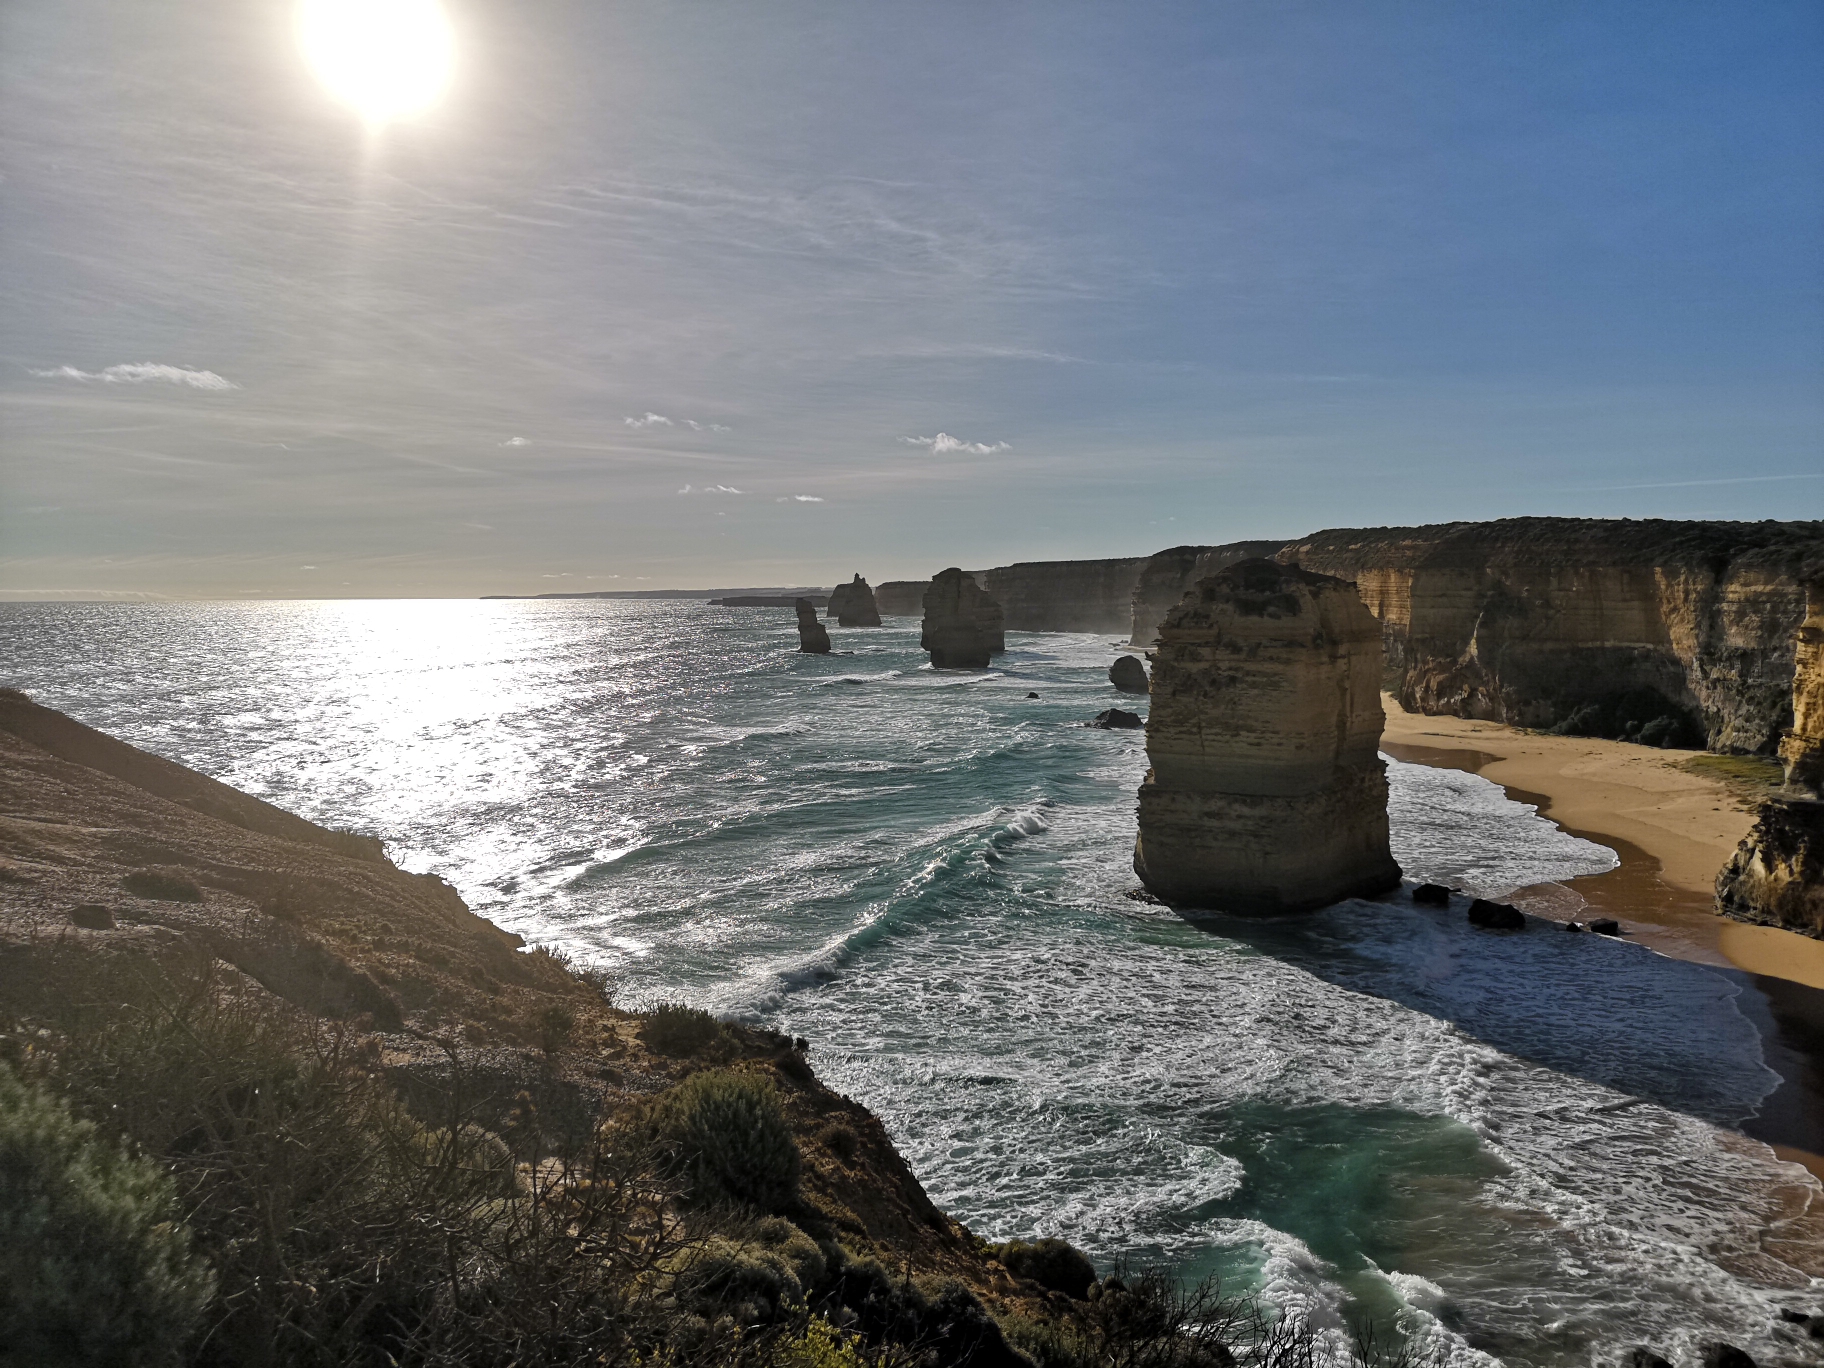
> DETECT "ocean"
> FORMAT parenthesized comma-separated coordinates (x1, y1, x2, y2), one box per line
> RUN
(4, 598, 1817, 1367)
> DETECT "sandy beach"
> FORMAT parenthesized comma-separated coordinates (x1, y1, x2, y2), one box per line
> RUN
(1381, 696, 1824, 1176)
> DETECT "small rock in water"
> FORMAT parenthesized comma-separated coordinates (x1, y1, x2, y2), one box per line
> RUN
(1589, 917, 1622, 936)
(1026, 692, 1039, 699)
(1411, 882, 1452, 906)
(1700, 1344, 1756, 1368)
(1108, 655, 1149, 694)
(1467, 899, 1525, 931)
(1777, 1309, 1810, 1324)
(1626, 1350, 1673, 1368)
(70, 903, 116, 930)
(1090, 708, 1143, 730)
(1564, 920, 1586, 932)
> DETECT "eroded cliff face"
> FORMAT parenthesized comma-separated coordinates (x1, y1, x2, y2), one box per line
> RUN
(1128, 542, 1290, 647)
(921, 569, 1004, 668)
(826, 574, 883, 627)
(1133, 560, 1401, 913)
(1278, 519, 1824, 753)
(970, 557, 1150, 633)
(1718, 576, 1824, 937)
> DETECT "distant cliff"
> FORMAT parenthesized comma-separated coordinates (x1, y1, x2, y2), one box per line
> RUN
(1128, 543, 1289, 647)
(970, 558, 1150, 633)
(875, 581, 927, 616)
(1277, 518, 1824, 754)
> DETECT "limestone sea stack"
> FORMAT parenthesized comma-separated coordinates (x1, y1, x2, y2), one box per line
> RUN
(795, 597, 831, 653)
(826, 574, 883, 627)
(1133, 559, 1401, 913)
(921, 568, 1005, 669)
(1717, 574, 1824, 936)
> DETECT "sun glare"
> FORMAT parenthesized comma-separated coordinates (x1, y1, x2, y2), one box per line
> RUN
(296, 0, 454, 127)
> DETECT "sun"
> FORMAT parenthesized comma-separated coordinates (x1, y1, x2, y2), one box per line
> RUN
(295, 0, 454, 127)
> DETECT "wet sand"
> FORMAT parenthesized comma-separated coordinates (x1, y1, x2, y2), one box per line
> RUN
(1380, 698, 1824, 1180)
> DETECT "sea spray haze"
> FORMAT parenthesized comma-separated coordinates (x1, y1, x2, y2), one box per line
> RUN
(2, 598, 1815, 1366)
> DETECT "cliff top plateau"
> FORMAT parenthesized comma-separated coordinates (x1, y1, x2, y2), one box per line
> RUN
(1282, 517, 1824, 571)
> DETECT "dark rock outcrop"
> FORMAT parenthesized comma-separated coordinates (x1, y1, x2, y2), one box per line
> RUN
(1109, 655, 1149, 694)
(1717, 799, 1824, 938)
(1128, 542, 1290, 647)
(795, 598, 831, 654)
(1278, 518, 1824, 754)
(1090, 709, 1143, 730)
(825, 574, 883, 627)
(972, 558, 1150, 633)
(1133, 560, 1402, 913)
(1468, 899, 1525, 930)
(1589, 917, 1621, 935)
(1411, 883, 1452, 906)
(921, 569, 1004, 669)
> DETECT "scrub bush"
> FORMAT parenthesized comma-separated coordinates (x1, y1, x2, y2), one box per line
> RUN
(0, 1062, 213, 1368)
(993, 1237, 1097, 1300)
(120, 869, 204, 903)
(640, 1002, 727, 1055)
(644, 1069, 802, 1212)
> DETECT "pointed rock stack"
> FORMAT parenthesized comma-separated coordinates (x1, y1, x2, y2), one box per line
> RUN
(795, 598, 831, 654)
(1718, 573, 1824, 936)
(825, 574, 883, 627)
(921, 568, 1005, 669)
(1133, 558, 1401, 913)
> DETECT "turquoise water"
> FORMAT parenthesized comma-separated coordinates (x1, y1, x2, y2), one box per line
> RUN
(4, 599, 1818, 1367)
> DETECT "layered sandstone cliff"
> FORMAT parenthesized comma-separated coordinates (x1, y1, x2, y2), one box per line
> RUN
(921, 569, 1005, 668)
(1718, 575, 1824, 937)
(825, 574, 883, 627)
(971, 557, 1150, 633)
(1133, 560, 1401, 913)
(795, 597, 831, 653)
(1128, 542, 1290, 647)
(1277, 518, 1824, 753)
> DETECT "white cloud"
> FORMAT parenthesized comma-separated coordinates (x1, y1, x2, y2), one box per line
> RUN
(782, 494, 824, 502)
(30, 362, 238, 390)
(501, 436, 531, 447)
(679, 482, 742, 494)
(628, 412, 729, 432)
(899, 432, 1010, 455)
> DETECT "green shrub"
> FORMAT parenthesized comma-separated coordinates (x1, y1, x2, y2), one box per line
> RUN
(536, 1003, 578, 1056)
(120, 870, 203, 903)
(818, 1121, 860, 1165)
(770, 1316, 874, 1367)
(0, 1062, 214, 1367)
(646, 1070, 802, 1212)
(994, 1237, 1097, 1300)
(640, 1002, 727, 1056)
(669, 1219, 825, 1325)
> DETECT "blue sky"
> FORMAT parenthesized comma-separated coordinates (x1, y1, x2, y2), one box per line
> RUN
(2, 0, 1820, 597)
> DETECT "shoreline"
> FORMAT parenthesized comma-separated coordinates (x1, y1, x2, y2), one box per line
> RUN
(1380, 696, 1824, 1179)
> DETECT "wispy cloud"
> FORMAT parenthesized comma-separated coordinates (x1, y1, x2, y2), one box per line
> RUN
(1572, 472, 1824, 492)
(776, 495, 825, 502)
(30, 362, 238, 390)
(900, 432, 1011, 455)
(677, 483, 743, 494)
(501, 436, 531, 447)
(627, 412, 731, 432)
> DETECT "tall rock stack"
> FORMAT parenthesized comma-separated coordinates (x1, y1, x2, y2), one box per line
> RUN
(825, 574, 883, 627)
(795, 598, 831, 654)
(921, 568, 1005, 669)
(1133, 558, 1402, 913)
(1718, 575, 1824, 936)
